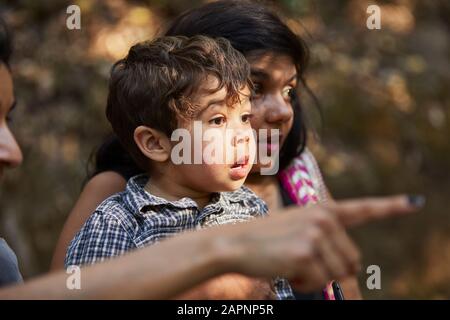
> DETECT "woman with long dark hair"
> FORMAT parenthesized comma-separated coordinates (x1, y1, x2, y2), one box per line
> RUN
(52, 0, 357, 299)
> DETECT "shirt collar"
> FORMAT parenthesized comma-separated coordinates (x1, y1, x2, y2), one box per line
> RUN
(123, 174, 246, 215)
(221, 186, 253, 203)
(123, 174, 197, 214)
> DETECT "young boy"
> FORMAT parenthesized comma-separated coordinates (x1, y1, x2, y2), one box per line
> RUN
(65, 35, 293, 299)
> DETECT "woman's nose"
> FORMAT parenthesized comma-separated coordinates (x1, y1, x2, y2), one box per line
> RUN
(0, 126, 23, 169)
(264, 94, 294, 124)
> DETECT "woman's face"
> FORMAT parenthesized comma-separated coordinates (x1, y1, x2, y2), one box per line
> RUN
(0, 63, 22, 180)
(246, 52, 296, 174)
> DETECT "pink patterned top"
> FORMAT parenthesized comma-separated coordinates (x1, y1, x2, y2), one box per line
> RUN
(278, 148, 336, 300)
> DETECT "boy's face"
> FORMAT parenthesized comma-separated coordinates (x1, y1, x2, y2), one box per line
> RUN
(0, 63, 22, 180)
(169, 77, 255, 193)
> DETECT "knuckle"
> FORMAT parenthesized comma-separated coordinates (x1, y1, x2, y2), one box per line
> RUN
(314, 211, 336, 232)
(296, 244, 315, 264)
(348, 248, 361, 270)
(352, 249, 361, 265)
(307, 227, 323, 245)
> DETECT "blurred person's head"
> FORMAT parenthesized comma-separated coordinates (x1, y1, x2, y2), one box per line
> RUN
(106, 35, 255, 192)
(0, 16, 22, 180)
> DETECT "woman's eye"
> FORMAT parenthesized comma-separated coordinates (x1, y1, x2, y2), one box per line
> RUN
(241, 113, 253, 123)
(6, 111, 14, 124)
(282, 86, 294, 100)
(209, 116, 225, 126)
(5, 105, 16, 124)
(251, 83, 263, 99)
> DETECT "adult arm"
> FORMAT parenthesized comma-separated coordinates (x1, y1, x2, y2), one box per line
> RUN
(1, 224, 230, 299)
(0, 195, 420, 299)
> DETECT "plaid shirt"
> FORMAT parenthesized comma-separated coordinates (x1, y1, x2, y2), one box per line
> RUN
(65, 174, 294, 299)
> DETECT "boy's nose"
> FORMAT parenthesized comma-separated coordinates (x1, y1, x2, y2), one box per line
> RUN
(231, 131, 250, 147)
(0, 126, 23, 170)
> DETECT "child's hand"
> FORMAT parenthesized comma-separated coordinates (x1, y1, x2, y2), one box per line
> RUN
(174, 273, 275, 300)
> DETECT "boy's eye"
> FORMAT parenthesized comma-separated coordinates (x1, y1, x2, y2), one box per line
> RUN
(282, 85, 295, 100)
(241, 113, 253, 123)
(209, 116, 226, 126)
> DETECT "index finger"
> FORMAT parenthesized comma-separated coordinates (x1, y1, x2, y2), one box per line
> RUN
(328, 195, 424, 227)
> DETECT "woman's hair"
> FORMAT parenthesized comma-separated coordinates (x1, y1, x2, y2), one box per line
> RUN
(0, 15, 12, 67)
(92, 0, 314, 178)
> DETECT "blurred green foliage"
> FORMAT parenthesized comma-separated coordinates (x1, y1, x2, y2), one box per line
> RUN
(0, 0, 448, 298)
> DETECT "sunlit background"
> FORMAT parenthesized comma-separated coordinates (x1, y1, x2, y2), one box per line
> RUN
(0, 0, 449, 299)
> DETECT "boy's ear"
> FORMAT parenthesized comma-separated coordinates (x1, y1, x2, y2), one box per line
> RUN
(134, 126, 171, 163)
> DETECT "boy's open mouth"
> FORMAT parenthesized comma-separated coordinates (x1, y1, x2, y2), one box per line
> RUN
(229, 155, 250, 180)
(231, 155, 249, 168)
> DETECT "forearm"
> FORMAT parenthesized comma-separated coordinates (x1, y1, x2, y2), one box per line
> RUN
(0, 227, 236, 299)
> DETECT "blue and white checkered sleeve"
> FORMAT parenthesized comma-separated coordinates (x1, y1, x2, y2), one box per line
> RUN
(64, 211, 136, 268)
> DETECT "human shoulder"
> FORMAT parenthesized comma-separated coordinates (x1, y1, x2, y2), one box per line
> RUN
(0, 238, 23, 286)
